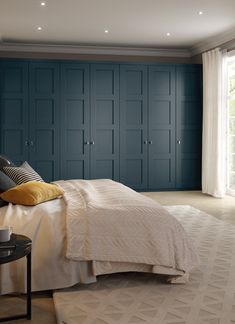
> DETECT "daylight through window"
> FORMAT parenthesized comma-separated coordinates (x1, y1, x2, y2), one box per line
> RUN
(227, 55, 235, 193)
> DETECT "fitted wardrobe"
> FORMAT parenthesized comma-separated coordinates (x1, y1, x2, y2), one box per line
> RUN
(0, 59, 202, 191)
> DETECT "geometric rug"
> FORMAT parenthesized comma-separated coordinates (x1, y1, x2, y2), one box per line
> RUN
(53, 205, 235, 324)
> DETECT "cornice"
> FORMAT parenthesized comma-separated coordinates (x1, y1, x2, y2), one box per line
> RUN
(190, 26, 235, 55)
(0, 42, 191, 58)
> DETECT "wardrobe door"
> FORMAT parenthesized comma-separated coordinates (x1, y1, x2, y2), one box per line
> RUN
(61, 63, 90, 180)
(148, 65, 176, 189)
(176, 65, 202, 189)
(0, 61, 29, 165)
(90, 64, 119, 180)
(120, 65, 148, 190)
(29, 62, 60, 181)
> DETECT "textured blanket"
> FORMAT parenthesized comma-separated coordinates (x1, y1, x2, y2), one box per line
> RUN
(57, 179, 199, 279)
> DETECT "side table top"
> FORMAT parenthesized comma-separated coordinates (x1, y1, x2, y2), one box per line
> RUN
(0, 233, 32, 265)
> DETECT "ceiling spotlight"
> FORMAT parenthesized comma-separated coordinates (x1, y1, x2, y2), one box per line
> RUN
(198, 11, 203, 15)
(105, 30, 109, 33)
(166, 32, 171, 37)
(37, 26, 42, 31)
(41, 2, 46, 5)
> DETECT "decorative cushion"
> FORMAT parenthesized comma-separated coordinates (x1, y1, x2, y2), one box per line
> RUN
(0, 155, 15, 172)
(0, 170, 16, 193)
(0, 181, 64, 206)
(3, 161, 44, 185)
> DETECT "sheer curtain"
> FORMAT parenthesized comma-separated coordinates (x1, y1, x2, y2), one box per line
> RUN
(227, 52, 235, 196)
(202, 48, 228, 198)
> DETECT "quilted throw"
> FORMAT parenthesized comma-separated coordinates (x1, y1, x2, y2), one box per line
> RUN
(57, 179, 199, 280)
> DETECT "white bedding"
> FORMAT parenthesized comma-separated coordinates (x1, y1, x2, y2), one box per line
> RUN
(0, 179, 199, 294)
(0, 196, 95, 294)
(60, 179, 198, 276)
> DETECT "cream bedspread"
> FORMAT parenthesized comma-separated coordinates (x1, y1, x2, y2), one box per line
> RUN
(58, 179, 199, 280)
(0, 179, 199, 294)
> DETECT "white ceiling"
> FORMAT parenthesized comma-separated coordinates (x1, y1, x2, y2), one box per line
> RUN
(0, 0, 235, 55)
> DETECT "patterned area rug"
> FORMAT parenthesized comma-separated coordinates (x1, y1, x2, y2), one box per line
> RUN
(53, 205, 235, 324)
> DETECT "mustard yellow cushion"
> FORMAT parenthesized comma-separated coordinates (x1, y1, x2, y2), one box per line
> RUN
(0, 181, 64, 206)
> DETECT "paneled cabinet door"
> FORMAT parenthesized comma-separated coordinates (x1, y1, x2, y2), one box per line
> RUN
(120, 65, 148, 189)
(29, 62, 60, 182)
(90, 64, 119, 180)
(0, 60, 28, 165)
(148, 65, 176, 189)
(0, 61, 29, 165)
(176, 65, 202, 189)
(60, 63, 90, 180)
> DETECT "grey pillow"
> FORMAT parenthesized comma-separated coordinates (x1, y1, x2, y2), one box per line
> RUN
(0, 155, 15, 172)
(0, 170, 16, 193)
(0, 198, 8, 207)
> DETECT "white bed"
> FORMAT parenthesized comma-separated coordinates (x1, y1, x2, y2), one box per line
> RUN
(0, 179, 199, 294)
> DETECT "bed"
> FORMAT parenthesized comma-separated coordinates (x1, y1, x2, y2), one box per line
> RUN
(0, 177, 199, 294)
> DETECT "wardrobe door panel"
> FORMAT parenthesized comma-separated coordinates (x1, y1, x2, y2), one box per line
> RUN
(0, 61, 29, 165)
(176, 66, 202, 189)
(90, 64, 119, 180)
(29, 62, 60, 181)
(120, 65, 148, 189)
(0, 59, 203, 191)
(61, 63, 90, 180)
(148, 65, 176, 189)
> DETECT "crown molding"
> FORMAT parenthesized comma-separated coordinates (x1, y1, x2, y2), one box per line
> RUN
(0, 41, 191, 58)
(1, 28, 234, 58)
(190, 27, 235, 56)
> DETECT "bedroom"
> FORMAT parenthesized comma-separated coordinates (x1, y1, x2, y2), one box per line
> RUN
(0, 0, 235, 323)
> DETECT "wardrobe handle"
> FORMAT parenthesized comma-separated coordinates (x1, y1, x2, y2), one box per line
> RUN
(90, 141, 95, 145)
(148, 140, 153, 145)
(144, 140, 148, 144)
(25, 140, 29, 146)
(177, 140, 181, 145)
(84, 141, 90, 145)
(29, 141, 34, 146)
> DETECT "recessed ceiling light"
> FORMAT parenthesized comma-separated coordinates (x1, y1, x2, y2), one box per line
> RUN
(198, 11, 203, 15)
(41, 2, 46, 6)
(37, 26, 42, 31)
(104, 30, 109, 33)
(166, 32, 171, 37)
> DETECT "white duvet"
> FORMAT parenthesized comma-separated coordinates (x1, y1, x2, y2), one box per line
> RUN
(0, 194, 95, 294)
(0, 179, 199, 294)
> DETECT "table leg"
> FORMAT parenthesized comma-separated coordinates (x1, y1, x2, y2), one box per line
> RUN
(26, 251, 31, 320)
(0, 251, 32, 322)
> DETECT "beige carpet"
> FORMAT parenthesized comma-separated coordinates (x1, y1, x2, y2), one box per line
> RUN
(53, 205, 235, 324)
(0, 292, 56, 324)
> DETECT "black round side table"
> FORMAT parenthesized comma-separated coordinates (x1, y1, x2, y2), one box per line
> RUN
(0, 233, 32, 322)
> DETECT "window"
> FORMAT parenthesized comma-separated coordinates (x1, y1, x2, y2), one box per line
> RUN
(227, 55, 235, 194)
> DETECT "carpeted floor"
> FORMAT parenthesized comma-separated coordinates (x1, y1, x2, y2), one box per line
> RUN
(53, 205, 235, 324)
(0, 291, 55, 324)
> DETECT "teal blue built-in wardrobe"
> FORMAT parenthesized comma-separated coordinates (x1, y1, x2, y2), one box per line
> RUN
(0, 59, 202, 190)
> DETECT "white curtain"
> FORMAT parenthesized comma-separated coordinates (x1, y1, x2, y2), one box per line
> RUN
(202, 48, 228, 198)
